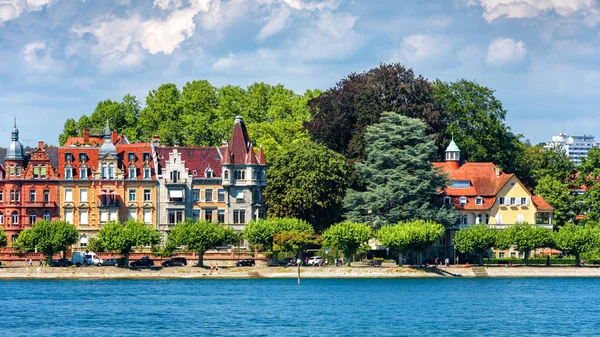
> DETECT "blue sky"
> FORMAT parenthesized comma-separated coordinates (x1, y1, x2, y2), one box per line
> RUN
(1, 0, 599, 146)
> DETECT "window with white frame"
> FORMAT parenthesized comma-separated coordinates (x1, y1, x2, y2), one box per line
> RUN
(100, 210, 109, 223)
(64, 210, 73, 224)
(521, 197, 528, 206)
(129, 167, 136, 179)
(217, 189, 225, 202)
(129, 189, 137, 202)
(205, 189, 213, 202)
(443, 196, 452, 205)
(80, 167, 87, 179)
(108, 163, 115, 179)
(461, 214, 468, 225)
(193, 189, 200, 202)
(29, 212, 36, 224)
(496, 214, 503, 224)
(459, 197, 467, 206)
(144, 167, 151, 179)
(65, 167, 73, 179)
(109, 209, 118, 222)
(102, 163, 107, 179)
(516, 214, 524, 224)
(64, 189, 73, 202)
(143, 210, 152, 224)
(499, 197, 505, 205)
(0, 213, 3, 224)
(79, 210, 88, 225)
(128, 209, 137, 221)
(475, 197, 483, 206)
(510, 197, 516, 205)
(205, 168, 213, 178)
(80, 235, 87, 247)
(80, 189, 88, 202)
(43, 211, 50, 222)
(143, 189, 151, 202)
(11, 211, 18, 224)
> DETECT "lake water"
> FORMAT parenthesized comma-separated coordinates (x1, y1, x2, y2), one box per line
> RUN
(1, 278, 598, 336)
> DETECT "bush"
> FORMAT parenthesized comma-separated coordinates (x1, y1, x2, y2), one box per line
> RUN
(487, 258, 576, 265)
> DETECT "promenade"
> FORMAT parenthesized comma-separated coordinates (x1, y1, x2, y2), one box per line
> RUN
(3, 264, 600, 279)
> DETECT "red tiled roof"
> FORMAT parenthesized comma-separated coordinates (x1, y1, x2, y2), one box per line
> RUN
(63, 136, 104, 146)
(156, 147, 222, 178)
(221, 146, 231, 164)
(532, 195, 554, 211)
(448, 196, 497, 211)
(245, 145, 259, 164)
(432, 162, 512, 196)
(117, 143, 156, 179)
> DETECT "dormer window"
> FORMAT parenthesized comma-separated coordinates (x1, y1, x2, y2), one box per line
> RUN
(40, 166, 46, 179)
(15, 165, 20, 176)
(143, 152, 151, 163)
(443, 196, 452, 205)
(475, 197, 483, 206)
(79, 153, 87, 163)
(205, 168, 213, 178)
(33, 166, 40, 179)
(129, 167, 136, 180)
(128, 153, 136, 163)
(170, 170, 180, 183)
(65, 167, 73, 180)
(144, 167, 151, 180)
(65, 153, 73, 163)
(80, 167, 87, 179)
(234, 170, 245, 180)
(108, 163, 115, 179)
(102, 163, 107, 179)
(224, 170, 229, 179)
(459, 197, 467, 206)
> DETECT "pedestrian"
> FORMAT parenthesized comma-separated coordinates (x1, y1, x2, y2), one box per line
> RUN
(402, 256, 406, 265)
(39, 258, 43, 267)
(455, 256, 459, 265)
(334, 258, 338, 266)
(24, 258, 28, 267)
(210, 264, 214, 275)
(305, 256, 308, 265)
(445, 257, 449, 267)
(434, 257, 439, 266)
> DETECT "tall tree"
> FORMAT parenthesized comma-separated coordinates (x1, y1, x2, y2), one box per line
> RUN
(376, 220, 444, 266)
(535, 176, 578, 228)
(139, 83, 182, 144)
(97, 221, 161, 266)
(520, 144, 575, 188)
(14, 220, 79, 265)
(180, 80, 219, 146)
(306, 63, 442, 162)
(323, 222, 373, 265)
(433, 79, 525, 173)
(264, 140, 351, 231)
(165, 220, 238, 267)
(58, 118, 78, 145)
(554, 224, 600, 266)
(454, 224, 498, 266)
(273, 229, 318, 262)
(344, 112, 458, 227)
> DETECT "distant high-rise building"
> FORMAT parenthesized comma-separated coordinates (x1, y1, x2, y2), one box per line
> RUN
(546, 133, 596, 165)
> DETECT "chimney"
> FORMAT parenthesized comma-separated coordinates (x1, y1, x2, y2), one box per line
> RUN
(38, 141, 44, 148)
(83, 128, 90, 143)
(495, 166, 501, 178)
(152, 135, 160, 142)
(111, 130, 118, 144)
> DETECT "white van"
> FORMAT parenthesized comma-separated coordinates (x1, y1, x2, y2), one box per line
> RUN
(72, 252, 104, 267)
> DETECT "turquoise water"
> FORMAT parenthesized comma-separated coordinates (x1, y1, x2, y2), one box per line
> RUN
(1, 278, 598, 336)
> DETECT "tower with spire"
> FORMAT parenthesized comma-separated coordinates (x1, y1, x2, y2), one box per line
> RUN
(6, 117, 24, 161)
(445, 137, 461, 169)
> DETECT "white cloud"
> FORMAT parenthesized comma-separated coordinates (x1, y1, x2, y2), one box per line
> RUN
(256, 6, 290, 41)
(0, 0, 52, 24)
(486, 37, 526, 66)
(389, 34, 455, 65)
(212, 53, 237, 70)
(153, 0, 182, 10)
(22, 40, 62, 73)
(71, 0, 212, 58)
(468, 0, 599, 23)
(279, 0, 338, 11)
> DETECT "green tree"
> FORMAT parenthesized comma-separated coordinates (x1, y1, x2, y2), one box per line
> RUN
(273, 229, 318, 262)
(244, 218, 312, 264)
(0, 229, 6, 249)
(376, 220, 444, 266)
(535, 175, 577, 228)
(58, 118, 78, 145)
(306, 63, 443, 162)
(246, 120, 311, 159)
(496, 223, 553, 264)
(323, 222, 373, 265)
(433, 79, 525, 175)
(454, 224, 498, 265)
(139, 83, 182, 144)
(344, 112, 458, 227)
(165, 220, 238, 267)
(14, 220, 79, 265)
(554, 224, 600, 266)
(577, 148, 600, 223)
(180, 80, 219, 146)
(264, 140, 351, 231)
(520, 144, 575, 188)
(97, 221, 161, 267)
(376, 224, 412, 265)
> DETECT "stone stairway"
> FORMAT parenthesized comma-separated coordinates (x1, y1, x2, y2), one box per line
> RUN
(471, 267, 489, 277)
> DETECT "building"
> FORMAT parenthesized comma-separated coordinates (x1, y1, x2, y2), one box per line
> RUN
(152, 116, 267, 240)
(0, 120, 60, 246)
(58, 123, 158, 249)
(546, 133, 596, 165)
(432, 139, 554, 259)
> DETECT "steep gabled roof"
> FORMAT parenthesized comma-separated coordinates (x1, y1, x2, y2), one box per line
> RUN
(532, 195, 554, 211)
(228, 116, 250, 165)
(156, 147, 222, 178)
(257, 146, 266, 165)
(433, 162, 510, 197)
(245, 145, 259, 164)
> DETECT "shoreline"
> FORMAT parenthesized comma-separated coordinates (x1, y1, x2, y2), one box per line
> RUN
(3, 265, 600, 280)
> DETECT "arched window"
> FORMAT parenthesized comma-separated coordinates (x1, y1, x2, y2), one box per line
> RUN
(65, 167, 73, 179)
(144, 167, 151, 179)
(129, 167, 136, 179)
(205, 167, 213, 178)
(29, 212, 37, 224)
(80, 167, 88, 179)
(80, 235, 88, 247)
(108, 164, 115, 179)
(43, 211, 51, 222)
(224, 170, 229, 179)
(252, 169, 257, 180)
(12, 211, 19, 225)
(241, 170, 246, 180)
(102, 163, 107, 179)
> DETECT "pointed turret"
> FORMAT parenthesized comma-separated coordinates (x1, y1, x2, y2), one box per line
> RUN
(246, 145, 259, 164)
(257, 146, 266, 165)
(221, 146, 232, 164)
(445, 137, 461, 169)
(229, 116, 250, 164)
(6, 117, 24, 160)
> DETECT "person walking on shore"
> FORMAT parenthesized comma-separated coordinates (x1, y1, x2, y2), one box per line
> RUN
(444, 257, 449, 267)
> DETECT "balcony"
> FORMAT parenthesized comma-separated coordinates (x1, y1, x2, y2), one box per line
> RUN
(24, 201, 57, 207)
(165, 178, 187, 185)
(97, 200, 120, 208)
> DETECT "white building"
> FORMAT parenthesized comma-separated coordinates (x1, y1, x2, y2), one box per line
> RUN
(546, 133, 596, 165)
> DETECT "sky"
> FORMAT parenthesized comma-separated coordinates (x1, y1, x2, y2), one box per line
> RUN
(1, 0, 599, 146)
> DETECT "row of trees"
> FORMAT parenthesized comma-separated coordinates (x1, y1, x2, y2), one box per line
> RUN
(455, 223, 600, 266)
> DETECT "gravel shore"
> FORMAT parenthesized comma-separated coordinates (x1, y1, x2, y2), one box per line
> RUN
(2, 264, 600, 279)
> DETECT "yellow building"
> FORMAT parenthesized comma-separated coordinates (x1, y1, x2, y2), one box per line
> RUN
(431, 139, 554, 260)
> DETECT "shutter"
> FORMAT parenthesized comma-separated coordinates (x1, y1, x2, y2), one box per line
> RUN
(65, 211, 73, 223)
(80, 210, 88, 225)
(100, 211, 108, 222)
(144, 210, 152, 224)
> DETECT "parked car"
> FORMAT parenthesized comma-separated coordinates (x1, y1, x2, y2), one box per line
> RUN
(236, 259, 256, 267)
(73, 252, 104, 267)
(369, 260, 382, 267)
(52, 258, 73, 267)
(279, 258, 293, 267)
(130, 256, 154, 268)
(307, 256, 323, 266)
(162, 257, 187, 267)
(102, 258, 120, 267)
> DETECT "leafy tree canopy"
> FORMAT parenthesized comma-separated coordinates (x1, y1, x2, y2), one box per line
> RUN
(165, 219, 238, 266)
(534, 176, 578, 227)
(519, 144, 575, 189)
(243, 218, 312, 252)
(0, 229, 6, 248)
(454, 224, 498, 265)
(273, 229, 318, 259)
(344, 112, 458, 227)
(376, 220, 444, 265)
(97, 220, 161, 266)
(323, 222, 373, 264)
(496, 223, 553, 264)
(264, 140, 351, 231)
(554, 224, 600, 266)
(306, 63, 442, 162)
(14, 220, 79, 265)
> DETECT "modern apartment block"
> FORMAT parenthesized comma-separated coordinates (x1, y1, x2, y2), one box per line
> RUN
(546, 133, 596, 165)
